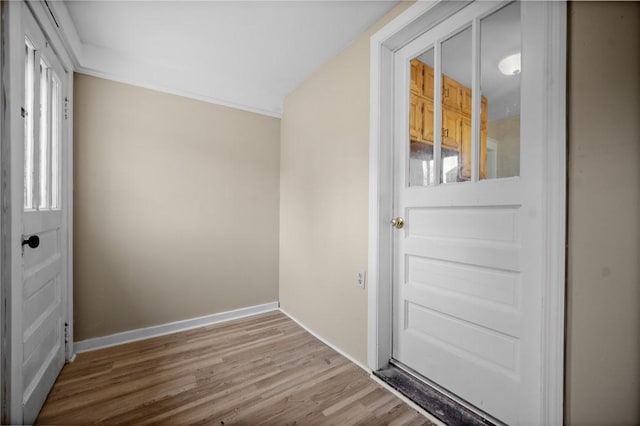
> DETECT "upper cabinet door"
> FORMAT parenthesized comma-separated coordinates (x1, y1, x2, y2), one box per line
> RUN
(442, 76, 462, 112)
(410, 59, 423, 94)
(424, 65, 435, 100)
(421, 99, 434, 143)
(461, 87, 472, 116)
(442, 108, 461, 150)
(409, 92, 422, 140)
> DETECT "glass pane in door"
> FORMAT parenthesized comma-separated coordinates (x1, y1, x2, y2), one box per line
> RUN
(38, 59, 50, 209)
(24, 49, 64, 211)
(408, 47, 435, 187)
(441, 26, 472, 183)
(24, 41, 35, 209)
(51, 74, 61, 209)
(480, 2, 521, 180)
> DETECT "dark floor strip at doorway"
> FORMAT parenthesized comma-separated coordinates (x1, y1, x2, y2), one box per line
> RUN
(373, 364, 493, 426)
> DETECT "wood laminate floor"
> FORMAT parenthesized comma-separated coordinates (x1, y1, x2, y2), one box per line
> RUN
(36, 311, 433, 425)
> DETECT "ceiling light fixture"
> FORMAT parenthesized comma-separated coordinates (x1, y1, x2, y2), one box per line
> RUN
(498, 53, 521, 76)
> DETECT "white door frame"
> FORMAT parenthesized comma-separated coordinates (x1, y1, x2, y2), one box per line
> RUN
(367, 1, 566, 424)
(1, 1, 74, 422)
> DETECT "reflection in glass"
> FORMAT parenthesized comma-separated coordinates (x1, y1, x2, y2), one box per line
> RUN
(481, 2, 521, 179)
(24, 41, 35, 209)
(408, 48, 435, 187)
(442, 148, 460, 184)
(51, 75, 61, 209)
(441, 26, 472, 183)
(39, 60, 50, 209)
(410, 143, 434, 187)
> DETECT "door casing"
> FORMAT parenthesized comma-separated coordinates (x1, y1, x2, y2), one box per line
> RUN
(367, 1, 566, 424)
(1, 1, 74, 423)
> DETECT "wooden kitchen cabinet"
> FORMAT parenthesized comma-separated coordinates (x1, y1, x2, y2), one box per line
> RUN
(410, 93, 422, 141)
(411, 60, 423, 94)
(461, 87, 488, 122)
(460, 116, 472, 179)
(409, 58, 487, 181)
(409, 93, 435, 144)
(424, 65, 434, 99)
(481, 97, 488, 124)
(442, 76, 462, 112)
(442, 108, 461, 150)
(462, 87, 472, 116)
(421, 99, 434, 143)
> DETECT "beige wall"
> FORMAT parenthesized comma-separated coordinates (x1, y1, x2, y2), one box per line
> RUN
(279, 2, 413, 364)
(73, 74, 280, 340)
(487, 115, 520, 178)
(280, 1, 640, 424)
(566, 2, 640, 424)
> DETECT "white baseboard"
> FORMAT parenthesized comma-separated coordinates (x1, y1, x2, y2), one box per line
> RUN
(279, 308, 441, 425)
(73, 301, 279, 354)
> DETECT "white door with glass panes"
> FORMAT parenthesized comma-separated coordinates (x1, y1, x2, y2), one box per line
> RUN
(9, 6, 70, 424)
(392, 2, 547, 424)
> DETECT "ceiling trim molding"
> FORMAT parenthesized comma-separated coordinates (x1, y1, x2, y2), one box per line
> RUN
(75, 66, 283, 119)
(43, 1, 284, 119)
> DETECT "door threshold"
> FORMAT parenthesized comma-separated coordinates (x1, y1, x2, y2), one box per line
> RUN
(373, 363, 494, 426)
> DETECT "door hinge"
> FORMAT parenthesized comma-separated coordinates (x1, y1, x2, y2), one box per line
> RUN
(21, 107, 28, 118)
(64, 322, 69, 344)
(64, 97, 69, 119)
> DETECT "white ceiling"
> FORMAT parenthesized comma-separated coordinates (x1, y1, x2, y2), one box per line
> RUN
(61, 1, 399, 117)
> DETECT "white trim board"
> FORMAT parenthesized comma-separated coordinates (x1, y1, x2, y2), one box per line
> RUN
(74, 302, 279, 353)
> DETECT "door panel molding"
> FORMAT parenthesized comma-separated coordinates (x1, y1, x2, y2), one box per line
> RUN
(368, 1, 566, 424)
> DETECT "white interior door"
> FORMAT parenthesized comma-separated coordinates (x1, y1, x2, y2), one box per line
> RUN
(391, 2, 546, 424)
(9, 6, 69, 424)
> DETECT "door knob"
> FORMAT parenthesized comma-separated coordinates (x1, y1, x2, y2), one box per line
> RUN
(391, 217, 404, 229)
(22, 235, 40, 249)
